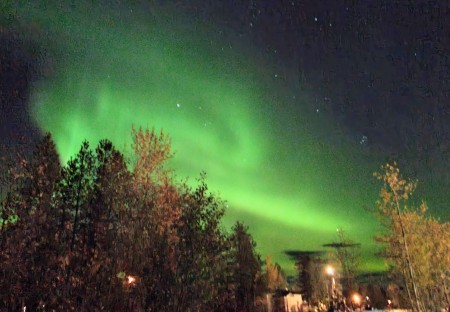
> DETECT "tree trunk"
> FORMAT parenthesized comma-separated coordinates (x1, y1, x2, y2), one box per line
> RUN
(394, 197, 423, 312)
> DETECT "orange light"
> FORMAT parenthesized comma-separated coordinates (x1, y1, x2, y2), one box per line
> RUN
(353, 293, 361, 304)
(127, 275, 136, 284)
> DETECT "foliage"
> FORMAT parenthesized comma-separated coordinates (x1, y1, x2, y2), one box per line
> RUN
(294, 253, 328, 305)
(229, 222, 263, 312)
(374, 162, 450, 311)
(264, 256, 286, 292)
(0, 129, 263, 311)
(0, 134, 62, 310)
(331, 229, 360, 296)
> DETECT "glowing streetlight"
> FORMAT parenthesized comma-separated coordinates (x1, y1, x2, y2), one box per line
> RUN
(326, 265, 334, 276)
(325, 265, 336, 308)
(352, 293, 361, 305)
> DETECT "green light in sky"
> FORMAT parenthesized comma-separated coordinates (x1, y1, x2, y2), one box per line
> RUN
(17, 1, 385, 274)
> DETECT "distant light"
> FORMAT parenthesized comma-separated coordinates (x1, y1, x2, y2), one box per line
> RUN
(127, 275, 136, 285)
(360, 135, 368, 145)
(353, 293, 361, 304)
(326, 265, 334, 276)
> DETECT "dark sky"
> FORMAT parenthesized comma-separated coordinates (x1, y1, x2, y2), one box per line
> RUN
(1, 1, 449, 273)
(223, 0, 450, 156)
(192, 0, 450, 214)
(4, 0, 450, 177)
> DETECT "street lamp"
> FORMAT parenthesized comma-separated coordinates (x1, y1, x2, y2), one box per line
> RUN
(326, 266, 336, 295)
(325, 266, 336, 308)
(326, 265, 334, 276)
(352, 293, 361, 309)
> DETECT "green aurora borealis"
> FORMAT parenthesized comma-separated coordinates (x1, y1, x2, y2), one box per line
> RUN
(11, 1, 387, 274)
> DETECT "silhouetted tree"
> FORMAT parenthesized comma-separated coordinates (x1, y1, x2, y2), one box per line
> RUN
(264, 255, 287, 292)
(0, 134, 61, 310)
(0, 128, 265, 310)
(229, 221, 262, 312)
(323, 229, 361, 297)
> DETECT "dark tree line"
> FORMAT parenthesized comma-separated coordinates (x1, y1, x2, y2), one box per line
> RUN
(0, 129, 264, 311)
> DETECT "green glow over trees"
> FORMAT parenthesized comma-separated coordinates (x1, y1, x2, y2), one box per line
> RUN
(13, 1, 387, 273)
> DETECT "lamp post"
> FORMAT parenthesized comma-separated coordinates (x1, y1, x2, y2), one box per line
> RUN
(352, 293, 361, 311)
(326, 266, 335, 308)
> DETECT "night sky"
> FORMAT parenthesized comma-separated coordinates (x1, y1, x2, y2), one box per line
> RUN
(1, 0, 449, 275)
